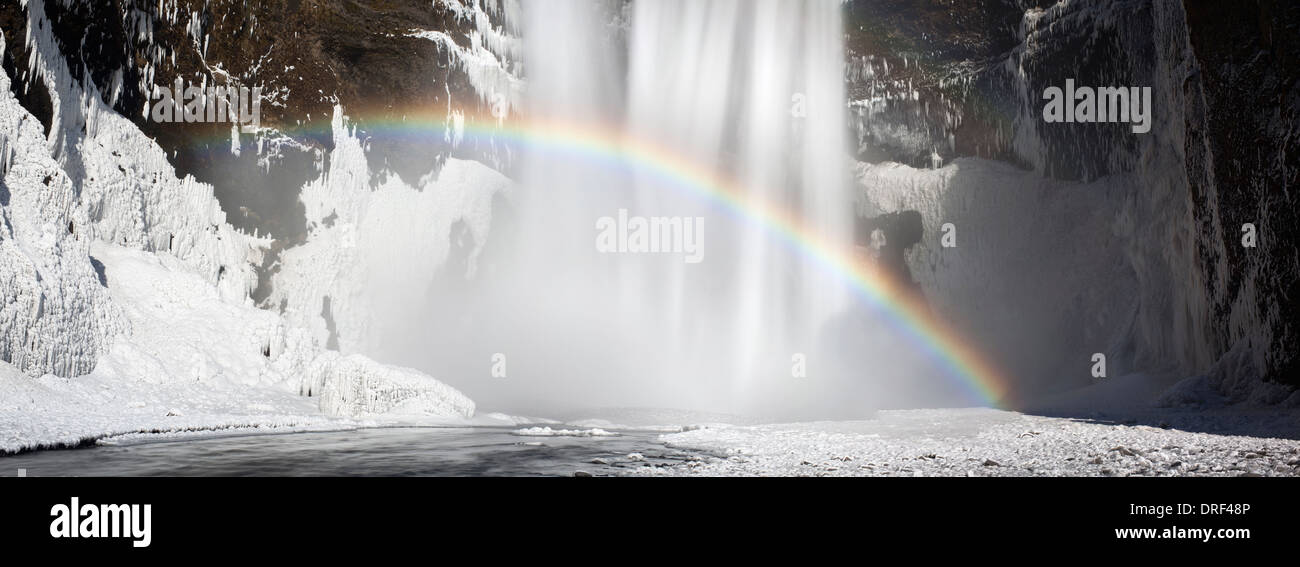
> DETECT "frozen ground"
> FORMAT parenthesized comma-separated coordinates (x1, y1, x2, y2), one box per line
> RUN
(628, 408, 1300, 477)
(619, 372, 1300, 477)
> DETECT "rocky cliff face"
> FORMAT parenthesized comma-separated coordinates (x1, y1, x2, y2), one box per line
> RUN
(1181, 1, 1300, 391)
(844, 0, 1032, 168)
(1, 0, 519, 242)
(847, 0, 1298, 395)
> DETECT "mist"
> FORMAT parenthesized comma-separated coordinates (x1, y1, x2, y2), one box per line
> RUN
(371, 0, 974, 419)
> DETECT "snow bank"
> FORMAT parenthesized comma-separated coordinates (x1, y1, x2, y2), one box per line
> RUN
(0, 359, 334, 454)
(1157, 343, 1300, 409)
(0, 237, 477, 453)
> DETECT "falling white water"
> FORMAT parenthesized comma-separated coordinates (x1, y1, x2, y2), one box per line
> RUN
(622, 0, 851, 408)
(423, 0, 867, 416)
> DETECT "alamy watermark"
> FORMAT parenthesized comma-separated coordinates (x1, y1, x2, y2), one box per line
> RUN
(596, 209, 704, 264)
(150, 78, 261, 133)
(491, 353, 507, 378)
(1042, 79, 1151, 134)
(49, 496, 151, 548)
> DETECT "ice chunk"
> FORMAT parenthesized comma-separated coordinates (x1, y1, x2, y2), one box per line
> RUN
(308, 353, 475, 419)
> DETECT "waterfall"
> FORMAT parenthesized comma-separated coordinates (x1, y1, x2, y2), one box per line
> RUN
(428, 0, 862, 415)
(621, 0, 851, 408)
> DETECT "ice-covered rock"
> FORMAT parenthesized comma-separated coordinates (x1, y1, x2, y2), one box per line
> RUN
(0, 8, 124, 378)
(307, 352, 475, 419)
(269, 108, 510, 357)
(0, 2, 480, 451)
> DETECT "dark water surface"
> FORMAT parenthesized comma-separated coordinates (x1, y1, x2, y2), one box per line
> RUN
(1, 427, 693, 477)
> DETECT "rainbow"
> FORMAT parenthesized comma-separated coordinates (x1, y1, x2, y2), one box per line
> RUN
(218, 110, 1012, 407)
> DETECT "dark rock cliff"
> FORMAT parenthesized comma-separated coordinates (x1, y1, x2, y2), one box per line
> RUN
(1, 0, 515, 243)
(846, 0, 1298, 392)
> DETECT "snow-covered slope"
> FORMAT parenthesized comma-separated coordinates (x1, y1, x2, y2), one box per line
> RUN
(0, 241, 475, 454)
(0, 3, 478, 453)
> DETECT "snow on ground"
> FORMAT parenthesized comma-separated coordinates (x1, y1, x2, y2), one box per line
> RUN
(622, 370, 1300, 477)
(630, 408, 1300, 477)
(0, 354, 335, 454)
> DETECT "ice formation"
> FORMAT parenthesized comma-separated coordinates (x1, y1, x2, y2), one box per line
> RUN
(0, 1, 477, 453)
